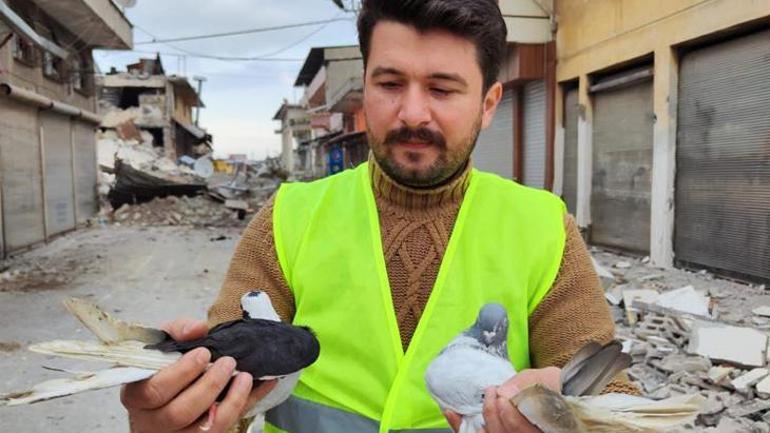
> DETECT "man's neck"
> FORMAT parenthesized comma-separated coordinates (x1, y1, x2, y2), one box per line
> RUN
(369, 154, 472, 209)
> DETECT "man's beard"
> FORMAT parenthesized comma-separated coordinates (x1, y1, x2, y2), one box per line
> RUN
(368, 117, 482, 188)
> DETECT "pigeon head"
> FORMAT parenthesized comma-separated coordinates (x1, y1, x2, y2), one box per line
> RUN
(240, 291, 280, 321)
(465, 303, 509, 355)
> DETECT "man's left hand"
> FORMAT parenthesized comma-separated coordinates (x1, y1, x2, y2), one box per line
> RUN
(444, 367, 561, 433)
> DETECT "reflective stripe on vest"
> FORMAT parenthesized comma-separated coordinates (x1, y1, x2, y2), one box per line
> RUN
(265, 395, 452, 433)
(269, 163, 566, 432)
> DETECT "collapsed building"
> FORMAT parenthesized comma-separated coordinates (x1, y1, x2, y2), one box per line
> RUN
(97, 56, 211, 160)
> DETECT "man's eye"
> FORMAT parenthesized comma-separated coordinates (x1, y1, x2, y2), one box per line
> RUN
(431, 88, 453, 96)
(379, 82, 401, 90)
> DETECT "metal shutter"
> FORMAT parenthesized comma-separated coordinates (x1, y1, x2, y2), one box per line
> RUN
(562, 88, 579, 214)
(523, 80, 546, 188)
(591, 80, 653, 253)
(73, 121, 97, 223)
(473, 88, 514, 178)
(0, 99, 45, 251)
(41, 112, 75, 235)
(675, 30, 770, 281)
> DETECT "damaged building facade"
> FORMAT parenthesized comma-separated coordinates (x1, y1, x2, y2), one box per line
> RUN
(0, 0, 132, 257)
(275, 45, 367, 179)
(552, 0, 770, 282)
(98, 56, 210, 161)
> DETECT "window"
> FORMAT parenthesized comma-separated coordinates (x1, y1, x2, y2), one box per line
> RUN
(70, 54, 93, 95)
(42, 51, 65, 82)
(12, 35, 36, 65)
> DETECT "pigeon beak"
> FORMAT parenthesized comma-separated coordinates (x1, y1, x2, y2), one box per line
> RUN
(483, 330, 496, 344)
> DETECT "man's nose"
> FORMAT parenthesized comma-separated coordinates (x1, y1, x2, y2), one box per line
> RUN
(397, 85, 432, 128)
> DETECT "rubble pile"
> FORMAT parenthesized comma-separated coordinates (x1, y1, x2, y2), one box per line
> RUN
(112, 195, 246, 228)
(593, 250, 770, 432)
(96, 131, 281, 227)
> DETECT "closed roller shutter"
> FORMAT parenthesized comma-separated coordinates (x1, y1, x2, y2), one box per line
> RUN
(73, 121, 97, 223)
(473, 88, 514, 179)
(675, 30, 770, 281)
(562, 88, 579, 215)
(41, 112, 75, 235)
(591, 79, 653, 253)
(0, 99, 45, 251)
(522, 80, 546, 189)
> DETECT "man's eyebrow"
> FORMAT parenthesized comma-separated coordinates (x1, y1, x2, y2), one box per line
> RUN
(370, 67, 468, 87)
(371, 66, 404, 78)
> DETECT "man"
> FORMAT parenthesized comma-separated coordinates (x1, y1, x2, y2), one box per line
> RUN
(121, 1, 637, 432)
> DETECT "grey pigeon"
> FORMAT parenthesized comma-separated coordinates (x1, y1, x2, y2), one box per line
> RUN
(425, 304, 705, 433)
(425, 303, 516, 433)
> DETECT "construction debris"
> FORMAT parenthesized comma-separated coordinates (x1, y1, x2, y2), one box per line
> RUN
(593, 249, 770, 431)
(688, 322, 767, 368)
(112, 195, 245, 228)
(96, 130, 280, 228)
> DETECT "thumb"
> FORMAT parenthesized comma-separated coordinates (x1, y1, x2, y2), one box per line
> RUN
(444, 410, 462, 432)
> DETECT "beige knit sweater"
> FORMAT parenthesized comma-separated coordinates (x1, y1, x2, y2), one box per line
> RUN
(211, 158, 637, 431)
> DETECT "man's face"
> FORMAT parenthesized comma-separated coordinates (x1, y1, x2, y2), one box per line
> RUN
(364, 21, 502, 187)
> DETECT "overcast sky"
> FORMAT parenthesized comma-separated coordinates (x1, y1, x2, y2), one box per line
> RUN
(95, 1, 359, 160)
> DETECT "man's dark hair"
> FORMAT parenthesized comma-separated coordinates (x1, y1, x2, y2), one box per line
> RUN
(357, 0, 508, 92)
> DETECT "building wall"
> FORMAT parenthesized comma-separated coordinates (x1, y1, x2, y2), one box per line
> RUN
(0, 2, 107, 256)
(554, 0, 770, 268)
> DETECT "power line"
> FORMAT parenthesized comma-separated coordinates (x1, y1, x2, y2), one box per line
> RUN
(131, 25, 307, 62)
(134, 17, 353, 45)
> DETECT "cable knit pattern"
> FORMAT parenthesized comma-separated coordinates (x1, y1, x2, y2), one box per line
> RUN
(210, 160, 638, 433)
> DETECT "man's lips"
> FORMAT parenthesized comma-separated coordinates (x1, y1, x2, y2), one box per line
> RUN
(395, 141, 433, 149)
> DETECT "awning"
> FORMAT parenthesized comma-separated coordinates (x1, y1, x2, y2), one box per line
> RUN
(173, 116, 208, 141)
(324, 130, 366, 147)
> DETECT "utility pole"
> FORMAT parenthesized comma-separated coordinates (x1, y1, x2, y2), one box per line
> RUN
(193, 75, 206, 126)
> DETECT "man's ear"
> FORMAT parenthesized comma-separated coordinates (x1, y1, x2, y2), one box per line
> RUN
(480, 82, 504, 130)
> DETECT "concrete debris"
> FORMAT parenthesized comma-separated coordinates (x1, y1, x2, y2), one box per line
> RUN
(593, 250, 770, 432)
(730, 368, 769, 393)
(656, 285, 711, 317)
(688, 322, 767, 368)
(96, 131, 280, 227)
(112, 195, 246, 228)
(592, 257, 616, 289)
(754, 306, 770, 317)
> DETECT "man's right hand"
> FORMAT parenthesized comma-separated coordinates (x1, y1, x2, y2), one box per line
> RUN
(121, 318, 276, 433)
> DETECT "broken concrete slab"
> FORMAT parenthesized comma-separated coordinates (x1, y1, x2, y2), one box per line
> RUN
(730, 368, 769, 393)
(754, 306, 770, 317)
(756, 375, 770, 397)
(655, 285, 711, 317)
(688, 321, 768, 368)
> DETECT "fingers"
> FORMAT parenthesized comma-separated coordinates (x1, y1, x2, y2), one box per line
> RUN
(202, 372, 254, 432)
(243, 379, 278, 416)
(121, 347, 211, 410)
(496, 394, 538, 433)
(152, 356, 238, 430)
(161, 318, 209, 341)
(482, 387, 505, 433)
(443, 410, 462, 432)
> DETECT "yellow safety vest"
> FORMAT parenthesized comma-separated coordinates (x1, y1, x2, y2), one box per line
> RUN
(265, 163, 565, 433)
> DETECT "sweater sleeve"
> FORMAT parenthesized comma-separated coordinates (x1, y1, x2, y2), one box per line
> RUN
(528, 213, 640, 395)
(208, 195, 296, 327)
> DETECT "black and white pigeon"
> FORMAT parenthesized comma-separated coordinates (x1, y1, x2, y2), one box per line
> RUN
(425, 303, 705, 433)
(147, 291, 318, 416)
(0, 291, 320, 417)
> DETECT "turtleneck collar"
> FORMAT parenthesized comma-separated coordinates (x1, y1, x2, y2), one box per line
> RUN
(368, 154, 472, 210)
